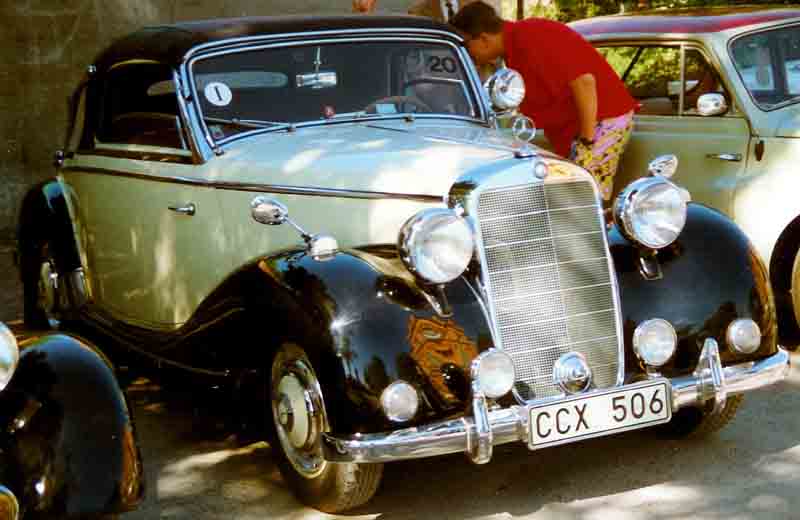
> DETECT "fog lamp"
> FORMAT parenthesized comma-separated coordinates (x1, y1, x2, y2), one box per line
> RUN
(633, 318, 677, 367)
(727, 318, 761, 354)
(472, 349, 516, 399)
(380, 381, 419, 423)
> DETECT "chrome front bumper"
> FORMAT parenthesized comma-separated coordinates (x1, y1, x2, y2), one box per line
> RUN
(323, 342, 790, 464)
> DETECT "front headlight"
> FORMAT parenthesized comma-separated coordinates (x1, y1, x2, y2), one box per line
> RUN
(614, 178, 688, 249)
(398, 209, 474, 284)
(0, 324, 19, 391)
(484, 68, 526, 111)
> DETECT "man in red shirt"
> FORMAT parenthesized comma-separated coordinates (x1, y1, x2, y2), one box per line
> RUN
(451, 2, 637, 201)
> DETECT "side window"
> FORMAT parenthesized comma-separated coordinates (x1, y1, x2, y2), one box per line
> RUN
(96, 63, 186, 149)
(599, 45, 727, 116)
(683, 48, 727, 115)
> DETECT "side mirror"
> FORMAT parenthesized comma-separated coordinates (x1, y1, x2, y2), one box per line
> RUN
(697, 93, 728, 117)
(250, 196, 339, 261)
(648, 154, 678, 179)
(483, 68, 526, 113)
(251, 196, 289, 225)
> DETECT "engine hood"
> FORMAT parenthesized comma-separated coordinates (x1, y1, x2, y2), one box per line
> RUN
(203, 120, 555, 197)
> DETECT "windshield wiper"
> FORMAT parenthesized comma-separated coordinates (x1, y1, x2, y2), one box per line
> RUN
(203, 116, 295, 132)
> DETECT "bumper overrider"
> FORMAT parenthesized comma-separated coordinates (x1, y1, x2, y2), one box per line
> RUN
(323, 340, 790, 464)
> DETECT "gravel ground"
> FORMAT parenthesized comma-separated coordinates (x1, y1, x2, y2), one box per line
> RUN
(2, 241, 799, 520)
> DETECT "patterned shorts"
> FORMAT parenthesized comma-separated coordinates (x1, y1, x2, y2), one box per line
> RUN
(570, 110, 634, 202)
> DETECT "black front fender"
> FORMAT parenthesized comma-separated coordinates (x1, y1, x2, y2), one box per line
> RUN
(0, 333, 144, 517)
(239, 247, 492, 434)
(610, 203, 778, 378)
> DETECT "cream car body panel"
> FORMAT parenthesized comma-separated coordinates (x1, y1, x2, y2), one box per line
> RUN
(64, 123, 523, 326)
(62, 150, 234, 327)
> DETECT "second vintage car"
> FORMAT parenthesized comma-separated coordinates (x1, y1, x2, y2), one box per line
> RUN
(571, 6, 800, 350)
(16, 15, 789, 512)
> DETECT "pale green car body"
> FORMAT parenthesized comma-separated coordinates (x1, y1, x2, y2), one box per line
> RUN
(568, 8, 800, 339)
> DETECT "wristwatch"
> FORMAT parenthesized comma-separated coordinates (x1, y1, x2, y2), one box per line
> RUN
(578, 136, 594, 147)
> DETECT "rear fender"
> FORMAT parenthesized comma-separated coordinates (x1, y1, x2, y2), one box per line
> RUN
(16, 179, 81, 274)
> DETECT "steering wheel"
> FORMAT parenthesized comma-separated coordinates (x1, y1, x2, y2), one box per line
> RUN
(363, 95, 433, 114)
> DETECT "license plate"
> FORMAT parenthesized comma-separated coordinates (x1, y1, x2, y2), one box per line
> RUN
(528, 380, 671, 449)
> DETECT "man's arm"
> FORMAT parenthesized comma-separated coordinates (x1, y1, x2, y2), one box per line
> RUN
(569, 73, 598, 141)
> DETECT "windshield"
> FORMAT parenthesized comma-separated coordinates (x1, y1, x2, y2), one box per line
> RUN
(191, 40, 479, 141)
(731, 25, 800, 110)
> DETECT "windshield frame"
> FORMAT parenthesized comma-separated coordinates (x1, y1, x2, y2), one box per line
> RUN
(184, 34, 488, 149)
(729, 21, 800, 112)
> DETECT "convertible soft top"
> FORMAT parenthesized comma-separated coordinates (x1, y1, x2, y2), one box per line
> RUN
(93, 15, 459, 72)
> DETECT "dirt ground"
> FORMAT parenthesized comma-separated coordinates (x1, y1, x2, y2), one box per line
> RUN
(2, 240, 800, 520)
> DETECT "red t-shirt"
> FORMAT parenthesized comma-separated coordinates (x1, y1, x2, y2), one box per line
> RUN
(503, 19, 637, 157)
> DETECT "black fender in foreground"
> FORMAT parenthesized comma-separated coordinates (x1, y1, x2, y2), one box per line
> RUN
(610, 203, 778, 378)
(0, 333, 144, 517)
(226, 246, 493, 435)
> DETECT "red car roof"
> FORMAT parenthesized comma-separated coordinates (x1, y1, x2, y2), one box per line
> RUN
(571, 6, 800, 37)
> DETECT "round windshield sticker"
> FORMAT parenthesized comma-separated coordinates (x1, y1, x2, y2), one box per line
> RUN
(204, 82, 233, 106)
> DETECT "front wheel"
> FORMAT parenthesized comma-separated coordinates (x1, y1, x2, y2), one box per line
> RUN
(268, 343, 383, 513)
(658, 394, 743, 438)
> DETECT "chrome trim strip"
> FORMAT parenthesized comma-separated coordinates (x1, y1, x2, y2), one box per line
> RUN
(60, 165, 442, 202)
(185, 27, 465, 61)
(322, 348, 790, 463)
(185, 36, 486, 149)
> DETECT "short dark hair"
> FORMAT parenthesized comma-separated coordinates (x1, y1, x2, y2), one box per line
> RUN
(450, 2, 504, 38)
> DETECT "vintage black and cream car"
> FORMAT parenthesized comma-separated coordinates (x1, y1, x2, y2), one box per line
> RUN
(0, 323, 143, 519)
(17, 15, 789, 512)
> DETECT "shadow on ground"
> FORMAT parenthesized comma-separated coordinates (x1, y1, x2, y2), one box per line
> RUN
(124, 368, 800, 520)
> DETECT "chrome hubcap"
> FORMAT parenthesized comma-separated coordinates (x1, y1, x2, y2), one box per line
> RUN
(37, 257, 61, 328)
(271, 344, 327, 479)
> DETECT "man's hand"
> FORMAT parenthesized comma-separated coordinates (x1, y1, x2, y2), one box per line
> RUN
(569, 73, 598, 141)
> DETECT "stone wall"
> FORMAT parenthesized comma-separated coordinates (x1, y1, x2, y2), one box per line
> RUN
(0, 0, 411, 240)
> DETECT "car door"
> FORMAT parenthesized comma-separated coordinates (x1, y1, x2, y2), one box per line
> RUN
(62, 61, 233, 328)
(597, 43, 751, 213)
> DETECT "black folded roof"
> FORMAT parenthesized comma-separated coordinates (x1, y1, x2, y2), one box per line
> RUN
(93, 15, 458, 71)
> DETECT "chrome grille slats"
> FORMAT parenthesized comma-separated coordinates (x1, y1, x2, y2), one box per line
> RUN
(474, 177, 622, 400)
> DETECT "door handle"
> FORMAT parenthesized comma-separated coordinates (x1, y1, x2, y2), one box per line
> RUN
(168, 203, 196, 216)
(706, 153, 742, 162)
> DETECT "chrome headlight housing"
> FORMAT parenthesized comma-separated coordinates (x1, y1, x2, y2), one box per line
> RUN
(398, 208, 474, 284)
(483, 68, 526, 112)
(0, 324, 19, 392)
(614, 177, 689, 249)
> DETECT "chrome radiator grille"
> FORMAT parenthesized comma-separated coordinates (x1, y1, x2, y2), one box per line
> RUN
(475, 180, 621, 400)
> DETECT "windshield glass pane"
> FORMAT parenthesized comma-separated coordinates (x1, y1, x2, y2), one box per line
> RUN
(731, 25, 800, 110)
(191, 41, 478, 139)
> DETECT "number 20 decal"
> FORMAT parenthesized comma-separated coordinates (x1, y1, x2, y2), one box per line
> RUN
(427, 56, 457, 74)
